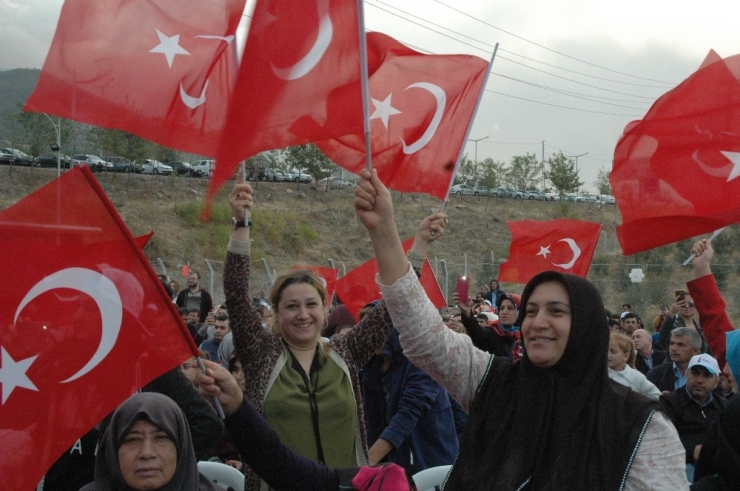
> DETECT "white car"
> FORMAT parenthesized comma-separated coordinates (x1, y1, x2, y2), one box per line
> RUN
(596, 194, 616, 204)
(141, 159, 173, 175)
(450, 184, 476, 195)
(192, 159, 215, 178)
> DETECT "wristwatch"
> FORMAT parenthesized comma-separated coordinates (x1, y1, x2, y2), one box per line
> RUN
(231, 217, 251, 230)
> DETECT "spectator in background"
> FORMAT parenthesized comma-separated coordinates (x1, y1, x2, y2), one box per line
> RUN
(653, 305, 669, 333)
(622, 303, 633, 313)
(620, 312, 641, 335)
(607, 332, 661, 400)
(176, 270, 213, 324)
(648, 327, 702, 393)
(169, 279, 181, 302)
(633, 328, 667, 375)
(659, 290, 710, 354)
(199, 313, 230, 362)
(484, 279, 506, 309)
(660, 354, 727, 483)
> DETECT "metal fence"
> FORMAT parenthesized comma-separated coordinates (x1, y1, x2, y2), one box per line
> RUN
(151, 256, 740, 328)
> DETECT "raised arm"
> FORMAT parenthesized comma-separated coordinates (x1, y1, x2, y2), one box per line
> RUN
(224, 173, 279, 382)
(686, 239, 734, 369)
(354, 170, 490, 410)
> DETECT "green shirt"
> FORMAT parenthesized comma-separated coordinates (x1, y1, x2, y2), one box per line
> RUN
(263, 345, 357, 468)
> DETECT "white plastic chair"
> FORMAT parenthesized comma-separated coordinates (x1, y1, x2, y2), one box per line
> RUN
(411, 464, 452, 491)
(197, 461, 245, 491)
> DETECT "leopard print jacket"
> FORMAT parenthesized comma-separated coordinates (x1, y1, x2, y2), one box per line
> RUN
(224, 251, 395, 491)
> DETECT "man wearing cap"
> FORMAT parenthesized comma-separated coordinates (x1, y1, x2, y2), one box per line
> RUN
(659, 354, 728, 482)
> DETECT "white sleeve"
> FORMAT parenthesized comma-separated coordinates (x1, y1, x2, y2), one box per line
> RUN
(377, 264, 491, 411)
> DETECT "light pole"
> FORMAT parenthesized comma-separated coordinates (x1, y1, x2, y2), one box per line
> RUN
(469, 136, 488, 183)
(43, 114, 62, 177)
(567, 152, 588, 192)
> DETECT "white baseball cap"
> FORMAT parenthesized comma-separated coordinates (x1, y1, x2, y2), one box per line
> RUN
(687, 354, 720, 375)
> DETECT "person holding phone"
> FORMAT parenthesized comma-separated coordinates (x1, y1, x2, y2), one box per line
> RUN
(659, 289, 710, 354)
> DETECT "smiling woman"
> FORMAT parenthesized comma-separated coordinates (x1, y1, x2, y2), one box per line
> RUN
(81, 392, 218, 491)
(355, 168, 690, 491)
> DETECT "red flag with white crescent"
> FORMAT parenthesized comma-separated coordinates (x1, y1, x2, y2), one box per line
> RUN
(0, 167, 196, 491)
(611, 50, 740, 255)
(335, 238, 446, 320)
(499, 219, 602, 285)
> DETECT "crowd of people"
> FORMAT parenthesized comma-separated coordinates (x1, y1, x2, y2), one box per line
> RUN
(42, 171, 740, 491)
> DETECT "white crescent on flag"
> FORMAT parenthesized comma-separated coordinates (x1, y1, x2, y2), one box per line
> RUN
(271, 0, 333, 80)
(401, 82, 446, 154)
(551, 238, 581, 269)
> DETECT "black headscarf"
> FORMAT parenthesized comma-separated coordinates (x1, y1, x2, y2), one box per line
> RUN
(81, 392, 217, 491)
(445, 271, 660, 490)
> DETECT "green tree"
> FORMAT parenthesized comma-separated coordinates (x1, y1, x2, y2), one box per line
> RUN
(505, 153, 541, 191)
(595, 166, 612, 195)
(284, 144, 334, 180)
(547, 152, 582, 198)
(453, 155, 476, 184)
(478, 157, 505, 188)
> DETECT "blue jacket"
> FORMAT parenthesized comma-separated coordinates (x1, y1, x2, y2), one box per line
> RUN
(361, 329, 459, 474)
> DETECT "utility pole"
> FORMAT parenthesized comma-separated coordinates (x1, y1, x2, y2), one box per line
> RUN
(541, 140, 546, 191)
(469, 136, 488, 182)
(567, 152, 588, 193)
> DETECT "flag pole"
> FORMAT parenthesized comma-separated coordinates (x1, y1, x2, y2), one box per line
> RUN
(356, 0, 373, 170)
(681, 227, 727, 266)
(439, 43, 499, 214)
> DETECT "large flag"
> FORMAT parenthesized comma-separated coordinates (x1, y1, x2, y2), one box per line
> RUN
(0, 167, 197, 490)
(316, 32, 489, 200)
(210, 0, 365, 199)
(24, 0, 245, 156)
(292, 264, 339, 302)
(335, 238, 447, 319)
(499, 219, 602, 284)
(611, 51, 740, 255)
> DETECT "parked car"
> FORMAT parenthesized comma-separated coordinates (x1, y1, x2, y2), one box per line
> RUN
(491, 187, 511, 198)
(192, 159, 215, 178)
(140, 159, 173, 175)
(287, 170, 313, 183)
(451, 184, 476, 195)
(595, 194, 616, 204)
(73, 154, 108, 172)
(34, 153, 72, 168)
(0, 148, 33, 166)
(169, 161, 201, 177)
(543, 192, 559, 201)
(473, 186, 490, 196)
(510, 189, 524, 199)
(564, 193, 586, 203)
(523, 190, 546, 201)
(108, 156, 133, 173)
(0, 149, 16, 165)
(580, 193, 598, 203)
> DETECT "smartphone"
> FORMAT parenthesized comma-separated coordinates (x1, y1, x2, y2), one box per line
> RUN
(675, 290, 685, 302)
(456, 276, 470, 304)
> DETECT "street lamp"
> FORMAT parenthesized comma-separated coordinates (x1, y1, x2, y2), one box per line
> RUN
(43, 113, 62, 177)
(567, 152, 588, 192)
(469, 136, 488, 182)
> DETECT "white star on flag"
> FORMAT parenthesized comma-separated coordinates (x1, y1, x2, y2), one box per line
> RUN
(149, 29, 190, 68)
(370, 94, 402, 129)
(0, 347, 39, 404)
(719, 151, 740, 182)
(537, 245, 551, 258)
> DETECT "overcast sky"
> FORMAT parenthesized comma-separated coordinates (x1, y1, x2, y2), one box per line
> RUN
(3, 0, 740, 192)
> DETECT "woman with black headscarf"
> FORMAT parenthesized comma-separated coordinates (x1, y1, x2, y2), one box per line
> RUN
(354, 168, 688, 490)
(81, 392, 218, 491)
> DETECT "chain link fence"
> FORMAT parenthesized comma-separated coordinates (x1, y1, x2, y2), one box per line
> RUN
(151, 255, 740, 328)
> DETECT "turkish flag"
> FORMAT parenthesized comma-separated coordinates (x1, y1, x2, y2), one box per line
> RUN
(135, 231, 155, 250)
(0, 167, 197, 491)
(210, 0, 364, 200)
(335, 238, 446, 320)
(611, 51, 740, 255)
(292, 265, 339, 302)
(24, 0, 245, 157)
(499, 219, 602, 284)
(316, 32, 489, 200)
